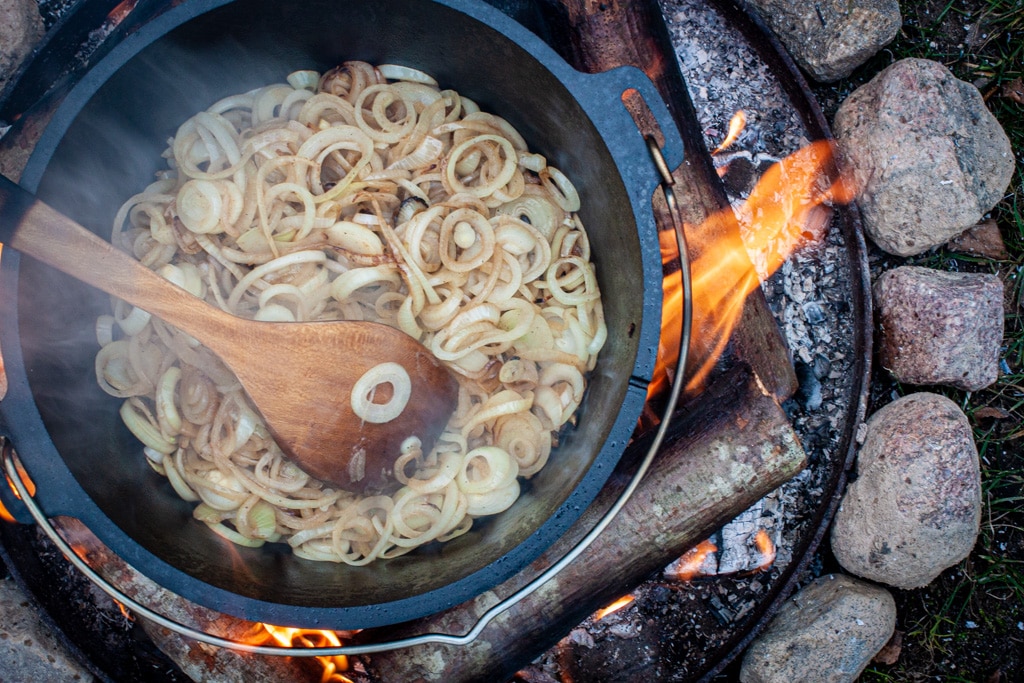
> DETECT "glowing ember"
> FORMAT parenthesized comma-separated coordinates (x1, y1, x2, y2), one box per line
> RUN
(665, 539, 718, 582)
(106, 0, 138, 25)
(712, 110, 747, 155)
(257, 624, 354, 683)
(0, 456, 35, 524)
(753, 528, 776, 572)
(593, 594, 635, 621)
(650, 138, 855, 402)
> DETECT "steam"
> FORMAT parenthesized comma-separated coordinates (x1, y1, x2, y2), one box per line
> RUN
(9, 34, 309, 518)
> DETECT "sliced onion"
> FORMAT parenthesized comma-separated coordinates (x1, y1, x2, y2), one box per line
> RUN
(287, 70, 320, 91)
(351, 362, 412, 424)
(540, 165, 581, 212)
(387, 135, 444, 171)
(155, 366, 182, 435)
(465, 480, 520, 516)
(95, 315, 115, 346)
(120, 399, 176, 454)
(327, 221, 385, 255)
(114, 299, 151, 335)
(378, 64, 438, 86)
(177, 179, 224, 234)
(254, 303, 296, 322)
(163, 453, 199, 502)
(205, 521, 266, 548)
(456, 446, 518, 494)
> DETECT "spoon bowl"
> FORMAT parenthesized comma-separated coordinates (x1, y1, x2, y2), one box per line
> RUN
(0, 174, 459, 490)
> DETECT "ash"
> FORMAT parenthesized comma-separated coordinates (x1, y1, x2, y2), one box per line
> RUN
(528, 1, 860, 680)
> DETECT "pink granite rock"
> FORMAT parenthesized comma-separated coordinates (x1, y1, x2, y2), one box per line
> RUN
(834, 58, 1014, 256)
(874, 265, 1003, 391)
(740, 573, 896, 683)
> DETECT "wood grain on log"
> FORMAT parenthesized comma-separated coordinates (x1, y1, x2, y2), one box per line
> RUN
(359, 362, 806, 682)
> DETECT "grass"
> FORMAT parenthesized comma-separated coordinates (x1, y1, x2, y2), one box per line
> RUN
(839, 0, 1024, 680)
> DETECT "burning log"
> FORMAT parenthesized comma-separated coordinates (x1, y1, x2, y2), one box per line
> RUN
(357, 362, 806, 681)
(543, 0, 798, 402)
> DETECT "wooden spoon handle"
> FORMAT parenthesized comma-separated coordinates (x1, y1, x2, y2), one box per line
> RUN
(0, 175, 235, 349)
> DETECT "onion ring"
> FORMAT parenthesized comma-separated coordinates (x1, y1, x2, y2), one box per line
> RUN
(350, 362, 412, 423)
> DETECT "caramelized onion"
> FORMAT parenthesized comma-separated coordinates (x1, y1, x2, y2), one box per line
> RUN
(96, 61, 606, 566)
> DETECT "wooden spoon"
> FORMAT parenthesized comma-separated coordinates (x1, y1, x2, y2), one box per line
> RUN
(0, 175, 458, 492)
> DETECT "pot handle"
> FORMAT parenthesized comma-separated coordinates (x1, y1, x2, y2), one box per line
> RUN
(568, 65, 684, 382)
(580, 65, 685, 199)
(0, 440, 34, 524)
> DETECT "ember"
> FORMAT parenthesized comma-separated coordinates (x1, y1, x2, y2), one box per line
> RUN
(665, 539, 718, 582)
(712, 110, 747, 156)
(753, 529, 776, 573)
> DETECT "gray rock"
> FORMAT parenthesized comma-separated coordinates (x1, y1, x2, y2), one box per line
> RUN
(834, 58, 1015, 256)
(831, 393, 982, 589)
(746, 0, 900, 82)
(739, 574, 896, 683)
(0, 0, 45, 94)
(874, 265, 1004, 391)
(0, 576, 93, 681)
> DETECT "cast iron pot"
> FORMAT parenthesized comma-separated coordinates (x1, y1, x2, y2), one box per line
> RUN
(0, 0, 682, 629)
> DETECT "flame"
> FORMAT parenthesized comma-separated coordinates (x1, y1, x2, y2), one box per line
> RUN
(753, 529, 776, 572)
(258, 624, 353, 683)
(712, 110, 747, 155)
(650, 139, 855, 402)
(0, 457, 36, 524)
(114, 599, 134, 621)
(593, 594, 635, 621)
(666, 539, 717, 582)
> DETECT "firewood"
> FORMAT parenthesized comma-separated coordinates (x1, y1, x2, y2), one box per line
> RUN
(358, 362, 806, 681)
(542, 0, 797, 402)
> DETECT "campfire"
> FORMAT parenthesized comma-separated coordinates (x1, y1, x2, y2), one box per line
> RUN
(0, 0, 870, 680)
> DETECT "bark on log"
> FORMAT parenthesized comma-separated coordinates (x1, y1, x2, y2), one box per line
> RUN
(540, 0, 797, 402)
(358, 362, 806, 682)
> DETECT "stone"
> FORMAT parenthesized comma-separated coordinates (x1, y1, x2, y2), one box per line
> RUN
(0, 0, 45, 95)
(871, 630, 903, 666)
(834, 58, 1015, 256)
(831, 392, 982, 589)
(874, 265, 1003, 391)
(0, 576, 93, 681)
(946, 219, 1010, 260)
(739, 573, 896, 683)
(746, 0, 900, 82)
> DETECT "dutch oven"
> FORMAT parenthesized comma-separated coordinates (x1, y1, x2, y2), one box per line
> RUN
(0, 0, 682, 629)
